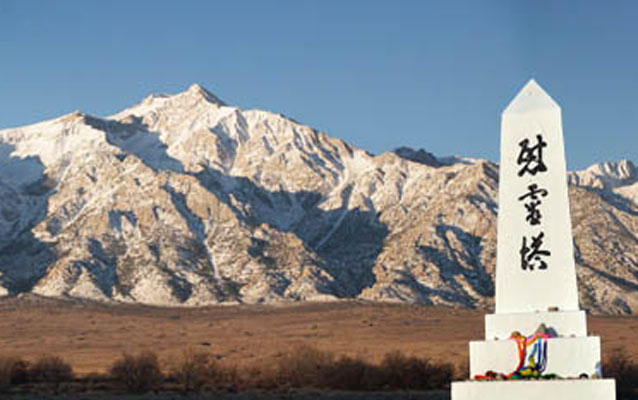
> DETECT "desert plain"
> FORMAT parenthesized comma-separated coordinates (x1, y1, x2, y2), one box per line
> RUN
(0, 295, 636, 377)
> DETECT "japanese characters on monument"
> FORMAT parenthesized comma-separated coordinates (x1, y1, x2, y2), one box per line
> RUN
(495, 80, 579, 314)
(517, 134, 551, 271)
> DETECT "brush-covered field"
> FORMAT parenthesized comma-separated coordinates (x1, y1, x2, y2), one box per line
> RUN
(0, 295, 636, 399)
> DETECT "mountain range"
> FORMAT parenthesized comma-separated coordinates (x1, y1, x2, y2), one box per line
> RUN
(0, 84, 637, 314)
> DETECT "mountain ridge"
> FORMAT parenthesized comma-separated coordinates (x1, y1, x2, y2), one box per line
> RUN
(0, 84, 637, 314)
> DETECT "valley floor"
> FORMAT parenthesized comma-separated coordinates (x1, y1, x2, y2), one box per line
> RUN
(0, 295, 635, 375)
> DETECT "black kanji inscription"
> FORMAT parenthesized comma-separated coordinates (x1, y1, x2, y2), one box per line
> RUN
(517, 134, 548, 177)
(520, 232, 551, 271)
(518, 184, 549, 225)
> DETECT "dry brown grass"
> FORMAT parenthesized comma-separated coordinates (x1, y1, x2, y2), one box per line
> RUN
(0, 295, 637, 385)
(0, 297, 485, 375)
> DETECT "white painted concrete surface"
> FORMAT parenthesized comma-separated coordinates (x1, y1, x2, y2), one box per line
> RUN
(469, 336, 601, 378)
(485, 310, 587, 340)
(496, 79, 579, 314)
(452, 380, 615, 400)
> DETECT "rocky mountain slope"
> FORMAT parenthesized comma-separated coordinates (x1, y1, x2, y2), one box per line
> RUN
(0, 84, 637, 314)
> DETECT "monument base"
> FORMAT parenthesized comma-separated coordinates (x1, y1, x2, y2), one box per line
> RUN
(451, 379, 615, 400)
(485, 310, 587, 339)
(469, 336, 602, 378)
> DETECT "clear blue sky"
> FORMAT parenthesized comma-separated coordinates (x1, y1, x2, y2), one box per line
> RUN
(1, 0, 637, 170)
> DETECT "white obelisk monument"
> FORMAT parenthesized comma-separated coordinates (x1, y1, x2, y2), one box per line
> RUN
(451, 80, 616, 399)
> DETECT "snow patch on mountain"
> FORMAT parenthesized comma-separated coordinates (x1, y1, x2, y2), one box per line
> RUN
(569, 160, 638, 190)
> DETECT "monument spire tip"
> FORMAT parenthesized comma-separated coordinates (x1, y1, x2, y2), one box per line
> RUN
(503, 79, 560, 115)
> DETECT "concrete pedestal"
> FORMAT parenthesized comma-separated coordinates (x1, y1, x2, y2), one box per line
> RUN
(452, 379, 615, 400)
(469, 336, 602, 378)
(485, 310, 587, 339)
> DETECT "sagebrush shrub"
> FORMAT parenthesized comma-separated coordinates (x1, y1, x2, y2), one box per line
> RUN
(272, 345, 453, 391)
(110, 352, 162, 393)
(28, 355, 73, 394)
(275, 344, 334, 388)
(605, 348, 638, 400)
(378, 350, 453, 390)
(173, 350, 234, 391)
(0, 357, 29, 390)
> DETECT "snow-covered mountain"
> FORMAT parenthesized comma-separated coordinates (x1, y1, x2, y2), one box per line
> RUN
(0, 84, 637, 314)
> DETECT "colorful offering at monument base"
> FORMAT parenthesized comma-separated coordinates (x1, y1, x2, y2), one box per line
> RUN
(474, 326, 557, 381)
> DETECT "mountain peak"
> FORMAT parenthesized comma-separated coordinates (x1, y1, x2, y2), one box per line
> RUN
(182, 83, 226, 106)
(587, 159, 637, 180)
(56, 109, 86, 123)
(392, 147, 442, 167)
(569, 159, 638, 190)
